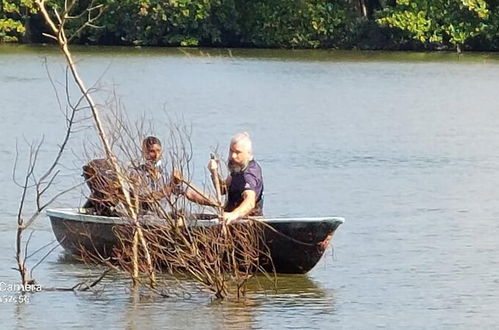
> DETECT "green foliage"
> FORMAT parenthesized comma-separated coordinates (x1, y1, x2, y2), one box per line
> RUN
(1, 0, 37, 42)
(0, 17, 24, 42)
(42, 0, 356, 48)
(238, 0, 353, 48)
(4, 0, 499, 50)
(70, 0, 239, 46)
(376, 0, 493, 50)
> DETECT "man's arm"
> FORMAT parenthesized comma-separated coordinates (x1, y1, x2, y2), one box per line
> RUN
(165, 168, 221, 206)
(183, 173, 230, 206)
(183, 187, 218, 206)
(223, 190, 256, 223)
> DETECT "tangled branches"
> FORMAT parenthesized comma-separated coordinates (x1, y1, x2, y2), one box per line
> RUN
(113, 217, 271, 299)
(74, 115, 275, 299)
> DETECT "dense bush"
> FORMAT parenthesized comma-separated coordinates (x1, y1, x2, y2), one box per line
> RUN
(74, 0, 237, 46)
(2, 0, 499, 51)
(236, 0, 354, 48)
(69, 0, 355, 48)
(0, 0, 37, 42)
(376, 0, 499, 52)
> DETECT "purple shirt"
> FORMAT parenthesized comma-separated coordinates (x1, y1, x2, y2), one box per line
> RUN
(226, 159, 264, 216)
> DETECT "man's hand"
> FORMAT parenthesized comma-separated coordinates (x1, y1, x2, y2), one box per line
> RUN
(171, 169, 183, 184)
(208, 159, 218, 172)
(223, 211, 239, 224)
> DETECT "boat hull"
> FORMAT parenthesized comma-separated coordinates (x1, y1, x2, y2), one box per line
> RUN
(48, 209, 344, 274)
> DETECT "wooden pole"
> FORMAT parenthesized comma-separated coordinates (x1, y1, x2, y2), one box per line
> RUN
(209, 154, 227, 235)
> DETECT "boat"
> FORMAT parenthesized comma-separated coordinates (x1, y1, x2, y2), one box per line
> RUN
(46, 208, 344, 274)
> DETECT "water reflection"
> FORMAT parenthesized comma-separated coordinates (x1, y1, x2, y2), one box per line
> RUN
(6, 43, 499, 64)
(120, 281, 257, 330)
(248, 275, 336, 329)
(44, 220, 334, 329)
(63, 272, 333, 329)
(14, 298, 30, 329)
(248, 274, 326, 297)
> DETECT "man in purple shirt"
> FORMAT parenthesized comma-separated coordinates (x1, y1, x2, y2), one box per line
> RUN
(185, 132, 264, 223)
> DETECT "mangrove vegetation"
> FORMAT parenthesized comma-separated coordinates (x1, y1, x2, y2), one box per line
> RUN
(2, 0, 499, 51)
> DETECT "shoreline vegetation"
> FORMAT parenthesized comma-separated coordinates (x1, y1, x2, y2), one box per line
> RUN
(2, 1, 499, 53)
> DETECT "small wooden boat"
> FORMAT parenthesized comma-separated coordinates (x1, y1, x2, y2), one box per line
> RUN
(47, 208, 344, 274)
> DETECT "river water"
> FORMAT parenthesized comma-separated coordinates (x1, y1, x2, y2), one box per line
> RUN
(1, 45, 499, 329)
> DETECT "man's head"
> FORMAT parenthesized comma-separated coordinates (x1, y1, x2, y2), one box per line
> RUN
(142, 136, 162, 165)
(228, 132, 253, 173)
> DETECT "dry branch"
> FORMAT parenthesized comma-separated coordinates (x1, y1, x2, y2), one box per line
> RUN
(35, 0, 156, 287)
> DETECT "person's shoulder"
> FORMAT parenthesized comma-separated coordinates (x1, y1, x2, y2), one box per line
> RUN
(128, 162, 143, 175)
(244, 160, 262, 179)
(248, 159, 262, 172)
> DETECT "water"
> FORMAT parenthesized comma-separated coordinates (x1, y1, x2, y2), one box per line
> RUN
(2, 44, 499, 328)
